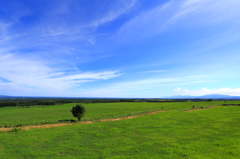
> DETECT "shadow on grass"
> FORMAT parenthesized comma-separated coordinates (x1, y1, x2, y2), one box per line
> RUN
(58, 119, 77, 123)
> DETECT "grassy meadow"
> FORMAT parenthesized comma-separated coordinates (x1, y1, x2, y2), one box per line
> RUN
(0, 101, 240, 158)
(0, 101, 233, 128)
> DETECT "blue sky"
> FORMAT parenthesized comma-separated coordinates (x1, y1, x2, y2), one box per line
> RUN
(1, 0, 240, 97)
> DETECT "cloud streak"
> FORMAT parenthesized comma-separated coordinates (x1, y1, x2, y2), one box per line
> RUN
(116, 0, 240, 42)
(90, 0, 138, 27)
(0, 52, 121, 96)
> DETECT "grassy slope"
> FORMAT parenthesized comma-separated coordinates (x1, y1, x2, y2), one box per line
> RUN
(0, 101, 231, 127)
(0, 106, 240, 158)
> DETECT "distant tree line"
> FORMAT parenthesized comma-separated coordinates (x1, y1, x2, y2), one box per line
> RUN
(0, 100, 56, 107)
(119, 99, 135, 102)
(1, 96, 237, 108)
(0, 98, 137, 107)
(18, 100, 56, 106)
(0, 101, 18, 107)
(222, 104, 240, 106)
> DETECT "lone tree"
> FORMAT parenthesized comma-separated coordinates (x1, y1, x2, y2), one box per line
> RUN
(70, 104, 86, 121)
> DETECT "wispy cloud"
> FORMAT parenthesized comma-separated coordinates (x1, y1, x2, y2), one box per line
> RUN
(33, 0, 138, 38)
(0, 0, 139, 63)
(116, 0, 240, 42)
(1, 0, 136, 96)
(53, 71, 122, 82)
(90, 0, 138, 27)
(0, 52, 122, 96)
(174, 87, 240, 96)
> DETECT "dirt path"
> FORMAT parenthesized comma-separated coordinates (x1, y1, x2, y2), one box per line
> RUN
(0, 110, 166, 132)
(0, 106, 219, 132)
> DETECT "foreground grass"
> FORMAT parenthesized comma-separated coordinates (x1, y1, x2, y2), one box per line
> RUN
(0, 106, 240, 158)
(0, 101, 231, 127)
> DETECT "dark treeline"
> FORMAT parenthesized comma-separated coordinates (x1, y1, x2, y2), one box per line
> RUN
(136, 98, 206, 102)
(0, 101, 18, 107)
(0, 100, 56, 107)
(222, 104, 240, 106)
(0, 96, 232, 108)
(0, 98, 136, 107)
(119, 99, 135, 102)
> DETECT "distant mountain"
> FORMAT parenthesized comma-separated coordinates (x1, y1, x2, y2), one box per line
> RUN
(200, 94, 234, 99)
(164, 94, 240, 99)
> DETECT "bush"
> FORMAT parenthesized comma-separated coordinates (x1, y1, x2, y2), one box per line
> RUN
(70, 104, 86, 121)
(206, 99, 213, 102)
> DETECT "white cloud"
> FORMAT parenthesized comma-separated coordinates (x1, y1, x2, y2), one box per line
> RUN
(0, 52, 121, 96)
(116, 0, 240, 41)
(116, 2, 173, 40)
(59, 71, 122, 81)
(34, 0, 138, 38)
(0, 0, 139, 64)
(90, 0, 138, 27)
(174, 87, 240, 96)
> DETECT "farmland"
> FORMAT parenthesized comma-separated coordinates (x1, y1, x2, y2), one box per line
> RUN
(0, 101, 240, 158)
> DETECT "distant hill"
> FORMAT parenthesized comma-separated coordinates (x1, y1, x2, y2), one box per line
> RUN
(165, 94, 240, 99)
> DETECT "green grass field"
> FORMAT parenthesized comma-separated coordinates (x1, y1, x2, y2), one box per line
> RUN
(0, 101, 240, 158)
(0, 101, 233, 127)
